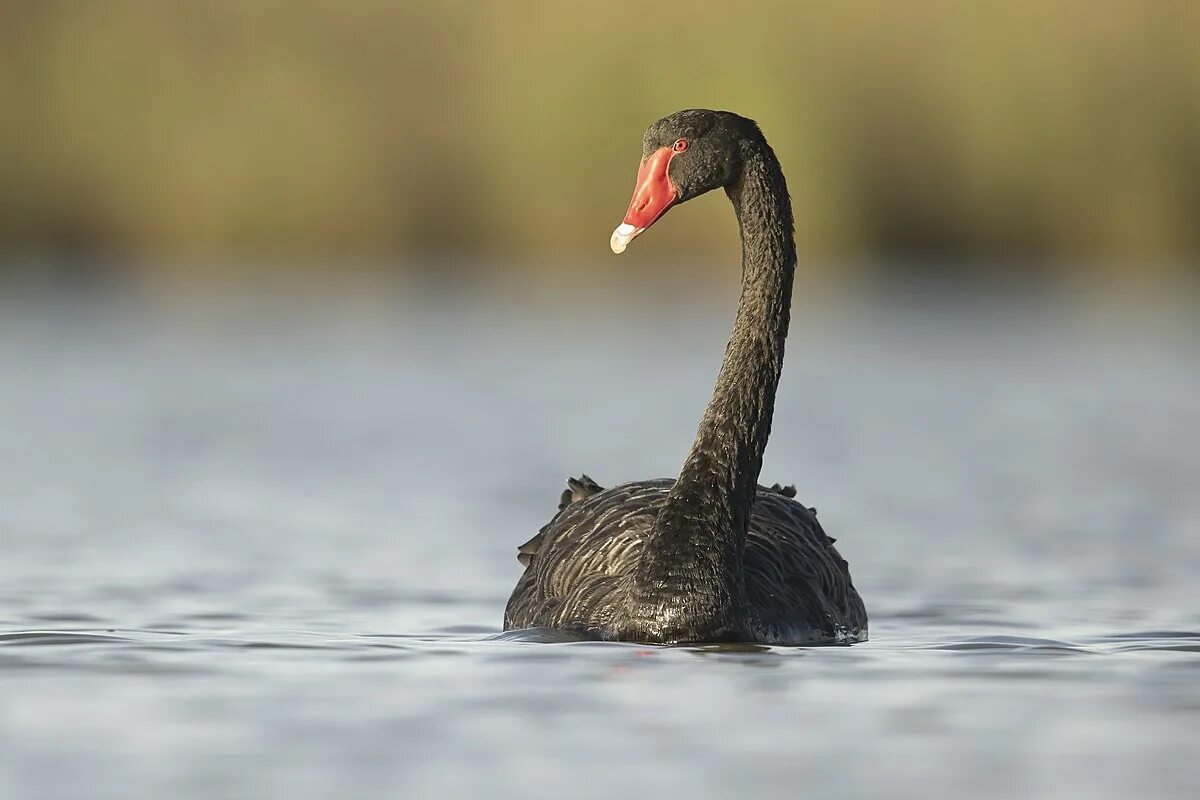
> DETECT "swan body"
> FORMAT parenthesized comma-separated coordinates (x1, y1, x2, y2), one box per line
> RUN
(506, 478, 865, 644)
(503, 110, 867, 644)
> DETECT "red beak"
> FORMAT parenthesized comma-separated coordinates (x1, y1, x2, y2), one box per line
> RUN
(610, 146, 679, 254)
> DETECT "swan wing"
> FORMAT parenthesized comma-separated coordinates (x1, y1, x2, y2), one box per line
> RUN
(515, 474, 606, 566)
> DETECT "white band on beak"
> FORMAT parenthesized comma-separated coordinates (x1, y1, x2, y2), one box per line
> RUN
(610, 223, 640, 254)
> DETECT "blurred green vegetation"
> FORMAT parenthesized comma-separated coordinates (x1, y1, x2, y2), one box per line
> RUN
(1, 1, 1197, 282)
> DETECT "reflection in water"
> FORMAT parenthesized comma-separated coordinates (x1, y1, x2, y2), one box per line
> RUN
(0, 289, 1198, 800)
(684, 643, 778, 656)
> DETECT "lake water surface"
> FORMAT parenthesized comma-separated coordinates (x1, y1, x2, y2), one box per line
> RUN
(1, 284, 1198, 799)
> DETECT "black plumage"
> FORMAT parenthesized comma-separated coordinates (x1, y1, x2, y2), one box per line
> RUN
(504, 110, 867, 645)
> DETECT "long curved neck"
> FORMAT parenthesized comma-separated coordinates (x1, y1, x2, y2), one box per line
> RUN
(633, 136, 796, 611)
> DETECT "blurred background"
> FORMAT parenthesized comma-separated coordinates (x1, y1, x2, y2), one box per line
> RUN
(1, 0, 1197, 287)
(2, 4, 1199, 800)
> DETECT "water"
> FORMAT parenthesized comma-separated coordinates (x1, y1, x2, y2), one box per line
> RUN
(1, 284, 1198, 799)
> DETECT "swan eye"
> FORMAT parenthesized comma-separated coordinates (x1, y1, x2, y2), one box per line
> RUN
(672, 138, 688, 153)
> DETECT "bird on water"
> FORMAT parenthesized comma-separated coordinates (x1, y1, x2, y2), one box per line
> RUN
(504, 110, 867, 645)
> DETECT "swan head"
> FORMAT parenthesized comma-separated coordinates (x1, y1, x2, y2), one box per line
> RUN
(611, 109, 760, 254)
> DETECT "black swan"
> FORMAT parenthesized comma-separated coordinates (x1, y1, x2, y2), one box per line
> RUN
(504, 110, 867, 645)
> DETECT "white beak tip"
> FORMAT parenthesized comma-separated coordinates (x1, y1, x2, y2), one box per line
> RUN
(610, 223, 639, 255)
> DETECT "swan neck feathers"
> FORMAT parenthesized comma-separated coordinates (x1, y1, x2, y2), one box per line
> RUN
(634, 134, 797, 603)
